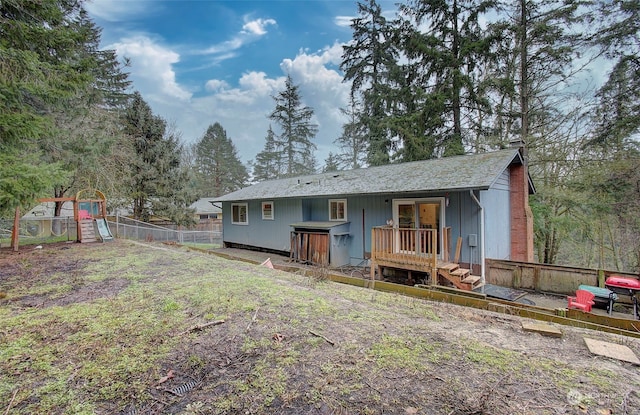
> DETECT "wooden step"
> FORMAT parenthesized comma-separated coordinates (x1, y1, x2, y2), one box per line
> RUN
(451, 268, 470, 278)
(461, 275, 481, 285)
(439, 263, 459, 272)
(79, 219, 96, 243)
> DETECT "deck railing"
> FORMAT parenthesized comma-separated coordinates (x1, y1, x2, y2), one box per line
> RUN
(371, 226, 438, 273)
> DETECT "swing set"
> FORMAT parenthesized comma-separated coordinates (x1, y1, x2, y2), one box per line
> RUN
(9, 189, 113, 251)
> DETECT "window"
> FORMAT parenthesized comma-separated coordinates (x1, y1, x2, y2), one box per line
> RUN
(231, 203, 248, 225)
(262, 201, 274, 220)
(199, 213, 218, 220)
(329, 199, 347, 221)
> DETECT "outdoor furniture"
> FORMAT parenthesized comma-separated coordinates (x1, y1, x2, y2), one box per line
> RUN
(567, 289, 596, 312)
(605, 275, 640, 319)
(578, 284, 617, 315)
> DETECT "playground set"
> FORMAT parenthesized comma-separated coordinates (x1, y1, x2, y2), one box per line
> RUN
(9, 189, 113, 250)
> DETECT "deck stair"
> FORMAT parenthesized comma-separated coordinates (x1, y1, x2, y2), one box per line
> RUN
(79, 219, 97, 243)
(437, 262, 482, 291)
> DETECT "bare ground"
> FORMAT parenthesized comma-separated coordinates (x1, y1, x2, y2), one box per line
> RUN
(1, 241, 640, 415)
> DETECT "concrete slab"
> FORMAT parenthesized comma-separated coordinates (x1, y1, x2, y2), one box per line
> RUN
(522, 321, 563, 337)
(584, 338, 640, 365)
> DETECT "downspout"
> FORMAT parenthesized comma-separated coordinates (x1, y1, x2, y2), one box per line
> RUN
(469, 190, 485, 289)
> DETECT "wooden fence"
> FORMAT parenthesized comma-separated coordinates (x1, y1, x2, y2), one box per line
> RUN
(486, 259, 638, 295)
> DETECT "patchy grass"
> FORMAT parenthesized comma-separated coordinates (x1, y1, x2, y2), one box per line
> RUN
(1, 240, 640, 414)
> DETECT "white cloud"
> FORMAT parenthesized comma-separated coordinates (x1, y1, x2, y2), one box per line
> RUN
(238, 71, 284, 96)
(334, 16, 353, 28)
(241, 18, 277, 36)
(205, 79, 230, 92)
(200, 16, 276, 56)
(281, 43, 348, 103)
(109, 36, 192, 101)
(116, 38, 350, 168)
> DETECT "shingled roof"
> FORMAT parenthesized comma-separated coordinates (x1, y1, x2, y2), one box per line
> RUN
(216, 149, 528, 202)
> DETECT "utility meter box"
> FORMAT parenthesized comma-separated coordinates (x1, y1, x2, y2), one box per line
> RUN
(468, 234, 478, 247)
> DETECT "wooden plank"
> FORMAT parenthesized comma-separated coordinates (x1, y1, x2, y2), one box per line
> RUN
(584, 337, 640, 365)
(454, 236, 462, 264)
(522, 321, 563, 337)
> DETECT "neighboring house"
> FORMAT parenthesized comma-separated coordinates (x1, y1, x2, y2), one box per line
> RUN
(215, 148, 535, 288)
(190, 197, 223, 221)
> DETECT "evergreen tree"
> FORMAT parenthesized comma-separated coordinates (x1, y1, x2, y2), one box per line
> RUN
(323, 153, 341, 172)
(334, 96, 368, 169)
(268, 75, 318, 177)
(589, 56, 640, 151)
(122, 92, 196, 225)
(589, 0, 640, 150)
(194, 122, 248, 197)
(252, 125, 282, 182)
(455, 0, 592, 265)
(341, 0, 398, 165)
(399, 0, 498, 157)
(0, 0, 97, 215)
(43, 11, 132, 216)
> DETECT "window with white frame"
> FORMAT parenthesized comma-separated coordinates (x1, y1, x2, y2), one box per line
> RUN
(262, 201, 274, 220)
(329, 199, 347, 221)
(231, 203, 248, 225)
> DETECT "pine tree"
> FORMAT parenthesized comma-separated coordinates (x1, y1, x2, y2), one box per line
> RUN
(0, 0, 97, 215)
(195, 123, 248, 197)
(122, 92, 196, 225)
(492, 0, 591, 265)
(252, 126, 283, 182)
(589, 0, 640, 151)
(43, 11, 132, 216)
(0, 0, 133, 219)
(399, 0, 498, 157)
(333, 96, 368, 169)
(341, 0, 398, 165)
(323, 153, 341, 172)
(268, 75, 318, 177)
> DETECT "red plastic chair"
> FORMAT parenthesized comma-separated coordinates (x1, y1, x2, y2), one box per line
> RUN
(567, 289, 596, 312)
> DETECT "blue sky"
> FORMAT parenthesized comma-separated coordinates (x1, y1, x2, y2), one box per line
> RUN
(85, 0, 397, 167)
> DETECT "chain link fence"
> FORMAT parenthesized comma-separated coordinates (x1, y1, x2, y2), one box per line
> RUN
(112, 216, 222, 245)
(1, 216, 222, 248)
(0, 217, 79, 247)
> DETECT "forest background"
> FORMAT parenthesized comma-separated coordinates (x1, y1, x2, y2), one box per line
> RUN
(1, 0, 639, 273)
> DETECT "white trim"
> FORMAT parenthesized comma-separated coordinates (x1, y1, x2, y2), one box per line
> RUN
(470, 190, 485, 288)
(231, 203, 248, 225)
(329, 199, 347, 221)
(261, 201, 274, 220)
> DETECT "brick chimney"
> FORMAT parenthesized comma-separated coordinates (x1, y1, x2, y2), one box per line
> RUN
(509, 146, 534, 262)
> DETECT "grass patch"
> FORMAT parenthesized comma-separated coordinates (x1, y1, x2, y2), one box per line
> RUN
(1, 240, 639, 415)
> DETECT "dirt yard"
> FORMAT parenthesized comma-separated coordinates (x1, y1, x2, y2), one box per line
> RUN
(1, 240, 640, 415)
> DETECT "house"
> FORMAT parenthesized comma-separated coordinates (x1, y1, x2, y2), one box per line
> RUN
(215, 148, 535, 289)
(190, 197, 223, 221)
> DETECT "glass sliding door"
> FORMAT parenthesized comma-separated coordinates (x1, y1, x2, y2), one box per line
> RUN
(393, 198, 444, 257)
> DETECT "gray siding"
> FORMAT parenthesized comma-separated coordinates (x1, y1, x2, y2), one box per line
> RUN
(299, 195, 391, 264)
(482, 169, 511, 260)
(222, 178, 510, 265)
(347, 195, 391, 264)
(445, 191, 482, 268)
(223, 199, 302, 252)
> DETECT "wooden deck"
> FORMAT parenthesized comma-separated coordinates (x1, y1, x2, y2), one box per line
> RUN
(370, 226, 481, 290)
